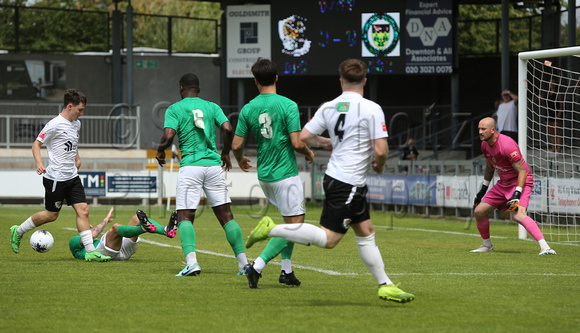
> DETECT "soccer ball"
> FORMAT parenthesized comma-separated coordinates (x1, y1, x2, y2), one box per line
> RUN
(30, 230, 54, 253)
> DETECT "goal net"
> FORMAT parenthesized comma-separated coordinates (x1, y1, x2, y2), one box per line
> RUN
(518, 46, 580, 242)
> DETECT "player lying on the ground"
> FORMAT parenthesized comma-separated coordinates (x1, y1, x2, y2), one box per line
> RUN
(69, 207, 175, 261)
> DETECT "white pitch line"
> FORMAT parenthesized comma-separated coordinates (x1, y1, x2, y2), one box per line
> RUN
(375, 225, 580, 247)
(376, 225, 510, 239)
(139, 238, 357, 276)
(388, 272, 580, 277)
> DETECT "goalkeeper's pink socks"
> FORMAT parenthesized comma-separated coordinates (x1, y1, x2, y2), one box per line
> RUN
(519, 216, 544, 242)
(475, 217, 490, 239)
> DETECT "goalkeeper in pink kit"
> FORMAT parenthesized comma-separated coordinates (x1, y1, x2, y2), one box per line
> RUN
(472, 117, 556, 255)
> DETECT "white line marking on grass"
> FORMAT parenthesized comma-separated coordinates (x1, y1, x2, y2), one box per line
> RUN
(138, 239, 358, 276)
(389, 272, 580, 277)
(375, 225, 580, 247)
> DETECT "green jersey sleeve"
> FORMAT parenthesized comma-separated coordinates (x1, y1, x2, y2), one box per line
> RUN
(163, 105, 179, 130)
(214, 106, 229, 128)
(235, 106, 249, 138)
(286, 103, 302, 133)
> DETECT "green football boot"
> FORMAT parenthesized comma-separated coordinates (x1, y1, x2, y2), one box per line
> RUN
(245, 216, 276, 249)
(10, 225, 22, 254)
(378, 284, 415, 304)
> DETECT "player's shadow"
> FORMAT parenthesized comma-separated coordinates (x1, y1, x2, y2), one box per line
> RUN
(305, 299, 413, 308)
(492, 250, 522, 254)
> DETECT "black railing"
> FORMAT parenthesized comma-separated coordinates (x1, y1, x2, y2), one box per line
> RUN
(0, 5, 219, 54)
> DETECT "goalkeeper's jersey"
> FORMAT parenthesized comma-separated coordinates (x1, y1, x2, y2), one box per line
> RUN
(68, 236, 100, 260)
(481, 134, 533, 186)
(305, 91, 388, 187)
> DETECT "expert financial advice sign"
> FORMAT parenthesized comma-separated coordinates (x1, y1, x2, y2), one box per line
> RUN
(226, 5, 271, 78)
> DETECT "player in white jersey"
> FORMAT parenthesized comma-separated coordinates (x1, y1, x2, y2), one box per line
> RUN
(10, 89, 110, 262)
(245, 59, 414, 304)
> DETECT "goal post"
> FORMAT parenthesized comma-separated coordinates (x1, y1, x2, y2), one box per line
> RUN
(518, 46, 580, 241)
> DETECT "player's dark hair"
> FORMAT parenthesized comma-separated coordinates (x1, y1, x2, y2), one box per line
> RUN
(180, 73, 200, 92)
(251, 58, 277, 86)
(63, 89, 87, 107)
(339, 59, 367, 84)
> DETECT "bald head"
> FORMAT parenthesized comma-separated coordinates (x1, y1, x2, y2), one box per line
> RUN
(478, 117, 497, 143)
(480, 117, 496, 130)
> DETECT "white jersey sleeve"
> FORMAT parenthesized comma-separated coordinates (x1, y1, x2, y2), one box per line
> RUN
(305, 92, 388, 186)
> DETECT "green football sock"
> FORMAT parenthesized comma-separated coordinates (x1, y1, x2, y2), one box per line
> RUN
(178, 220, 196, 255)
(116, 225, 144, 238)
(148, 218, 167, 236)
(223, 220, 245, 256)
(259, 237, 290, 264)
(281, 241, 294, 260)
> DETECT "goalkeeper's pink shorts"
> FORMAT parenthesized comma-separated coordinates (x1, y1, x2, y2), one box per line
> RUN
(482, 181, 532, 211)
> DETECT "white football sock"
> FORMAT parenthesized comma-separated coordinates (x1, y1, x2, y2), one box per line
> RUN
(17, 217, 36, 236)
(538, 239, 549, 250)
(237, 253, 248, 270)
(356, 233, 391, 285)
(185, 251, 197, 267)
(270, 223, 327, 248)
(79, 230, 96, 252)
(483, 238, 493, 248)
(281, 259, 292, 273)
(253, 257, 266, 273)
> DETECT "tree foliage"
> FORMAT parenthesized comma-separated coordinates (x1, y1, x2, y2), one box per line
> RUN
(0, 0, 222, 53)
(128, 0, 222, 53)
(458, 4, 542, 56)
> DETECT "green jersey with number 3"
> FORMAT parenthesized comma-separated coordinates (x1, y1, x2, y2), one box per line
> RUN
(236, 94, 301, 183)
(164, 97, 228, 167)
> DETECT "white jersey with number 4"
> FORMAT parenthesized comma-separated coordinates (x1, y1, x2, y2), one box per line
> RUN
(36, 114, 81, 181)
(305, 91, 388, 187)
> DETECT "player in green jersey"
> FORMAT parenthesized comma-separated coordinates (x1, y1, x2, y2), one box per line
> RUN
(233, 58, 330, 289)
(156, 73, 248, 277)
(69, 207, 172, 261)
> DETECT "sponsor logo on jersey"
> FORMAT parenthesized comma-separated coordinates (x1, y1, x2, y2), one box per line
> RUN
(64, 141, 73, 152)
(39, 131, 46, 139)
(337, 102, 350, 113)
(382, 122, 387, 132)
(509, 150, 519, 159)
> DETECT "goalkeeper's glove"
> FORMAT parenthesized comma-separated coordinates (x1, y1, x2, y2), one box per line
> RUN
(473, 181, 489, 209)
(506, 187, 522, 211)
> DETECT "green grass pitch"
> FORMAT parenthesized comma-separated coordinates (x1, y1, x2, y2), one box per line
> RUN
(1, 204, 579, 332)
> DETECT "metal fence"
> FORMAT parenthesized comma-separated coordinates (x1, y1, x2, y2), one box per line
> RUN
(0, 5, 219, 54)
(1, 102, 483, 158)
(0, 104, 140, 149)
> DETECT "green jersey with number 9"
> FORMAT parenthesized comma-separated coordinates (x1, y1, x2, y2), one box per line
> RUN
(164, 97, 229, 167)
(236, 93, 302, 183)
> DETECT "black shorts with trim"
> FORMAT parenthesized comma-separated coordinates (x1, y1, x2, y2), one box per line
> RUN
(320, 174, 370, 234)
(43, 176, 87, 212)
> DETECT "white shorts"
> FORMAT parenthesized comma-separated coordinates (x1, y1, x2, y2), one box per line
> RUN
(259, 175, 306, 217)
(176, 165, 231, 210)
(96, 232, 139, 261)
